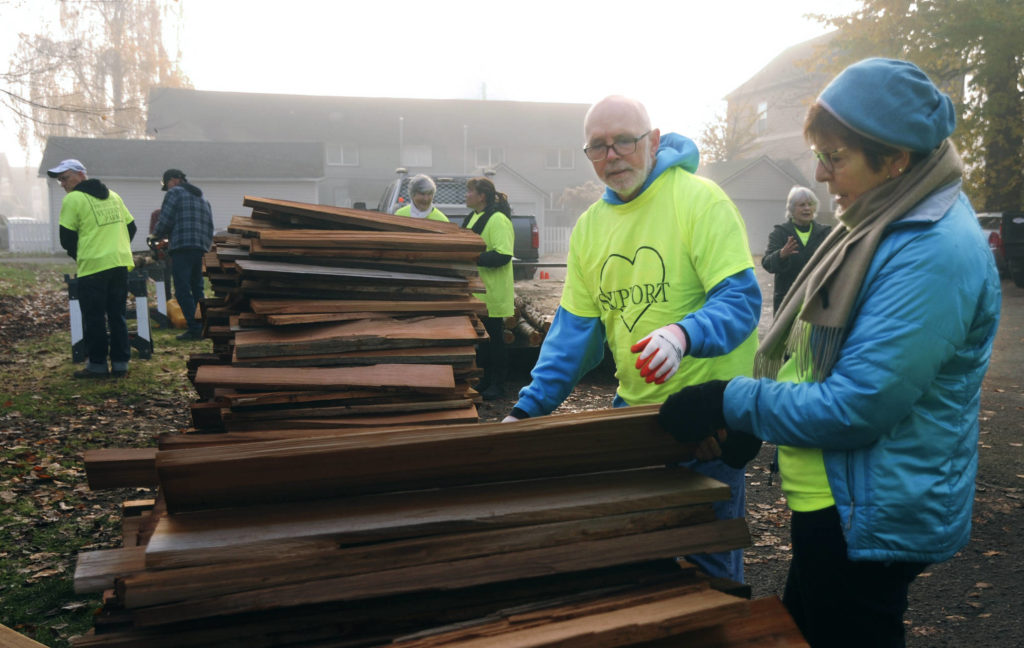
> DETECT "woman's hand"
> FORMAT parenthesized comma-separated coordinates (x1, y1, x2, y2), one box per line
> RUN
(780, 236, 799, 259)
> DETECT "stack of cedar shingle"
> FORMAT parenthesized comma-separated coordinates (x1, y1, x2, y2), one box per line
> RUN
(72, 405, 808, 647)
(188, 197, 492, 434)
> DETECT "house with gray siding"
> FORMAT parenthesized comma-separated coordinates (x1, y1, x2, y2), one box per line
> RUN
(701, 156, 813, 256)
(144, 88, 596, 236)
(39, 138, 324, 252)
(720, 31, 841, 227)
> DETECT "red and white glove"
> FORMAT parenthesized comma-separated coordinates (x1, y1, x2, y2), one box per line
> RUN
(631, 325, 687, 384)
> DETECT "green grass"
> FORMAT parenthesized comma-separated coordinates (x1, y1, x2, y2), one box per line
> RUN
(1, 260, 202, 646)
(0, 260, 76, 296)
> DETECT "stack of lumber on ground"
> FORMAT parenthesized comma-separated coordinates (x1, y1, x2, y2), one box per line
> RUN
(190, 196, 493, 433)
(72, 406, 807, 647)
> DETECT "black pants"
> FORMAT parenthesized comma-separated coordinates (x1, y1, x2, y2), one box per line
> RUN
(479, 316, 507, 389)
(77, 266, 130, 372)
(170, 248, 205, 333)
(784, 506, 928, 648)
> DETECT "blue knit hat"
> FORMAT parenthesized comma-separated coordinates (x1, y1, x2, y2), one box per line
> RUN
(817, 58, 955, 152)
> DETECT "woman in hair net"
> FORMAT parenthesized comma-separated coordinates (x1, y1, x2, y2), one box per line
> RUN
(394, 174, 449, 222)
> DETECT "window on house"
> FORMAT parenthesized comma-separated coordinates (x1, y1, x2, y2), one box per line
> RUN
(401, 145, 433, 168)
(327, 143, 359, 166)
(756, 101, 768, 136)
(545, 148, 574, 169)
(475, 147, 504, 168)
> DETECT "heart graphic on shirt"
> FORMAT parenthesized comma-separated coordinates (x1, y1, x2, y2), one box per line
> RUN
(598, 246, 668, 332)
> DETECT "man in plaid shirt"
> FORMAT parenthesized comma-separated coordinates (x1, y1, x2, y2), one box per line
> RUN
(153, 169, 214, 341)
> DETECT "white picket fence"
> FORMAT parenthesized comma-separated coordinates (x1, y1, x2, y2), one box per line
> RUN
(3, 221, 53, 253)
(542, 226, 571, 256)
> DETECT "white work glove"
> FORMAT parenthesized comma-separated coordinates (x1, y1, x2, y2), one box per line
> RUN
(631, 324, 687, 384)
(502, 415, 520, 423)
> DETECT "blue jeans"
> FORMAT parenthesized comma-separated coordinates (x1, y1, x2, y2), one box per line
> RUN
(170, 248, 205, 333)
(77, 266, 130, 373)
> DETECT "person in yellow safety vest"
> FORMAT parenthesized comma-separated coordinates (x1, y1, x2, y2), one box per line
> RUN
(462, 176, 514, 400)
(394, 174, 450, 222)
(49, 159, 137, 379)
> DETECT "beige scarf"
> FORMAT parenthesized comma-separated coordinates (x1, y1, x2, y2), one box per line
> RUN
(754, 140, 963, 380)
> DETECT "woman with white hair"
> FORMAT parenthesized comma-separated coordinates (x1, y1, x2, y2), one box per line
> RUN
(394, 174, 449, 222)
(762, 186, 831, 313)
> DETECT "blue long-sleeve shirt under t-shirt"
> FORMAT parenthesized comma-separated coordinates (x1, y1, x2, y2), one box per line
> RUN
(512, 268, 760, 418)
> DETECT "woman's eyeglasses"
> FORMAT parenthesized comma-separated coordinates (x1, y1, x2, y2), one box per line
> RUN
(811, 146, 847, 173)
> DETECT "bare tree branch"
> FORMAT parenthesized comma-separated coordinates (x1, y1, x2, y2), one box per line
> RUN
(3, 0, 192, 150)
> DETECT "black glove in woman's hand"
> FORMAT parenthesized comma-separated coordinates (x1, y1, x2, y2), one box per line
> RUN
(719, 429, 763, 469)
(657, 380, 729, 444)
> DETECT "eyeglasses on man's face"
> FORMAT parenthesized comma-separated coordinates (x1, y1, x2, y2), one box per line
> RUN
(583, 131, 651, 162)
(811, 146, 847, 173)
(57, 173, 76, 184)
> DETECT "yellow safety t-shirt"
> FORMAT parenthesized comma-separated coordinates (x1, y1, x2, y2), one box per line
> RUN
(468, 210, 514, 318)
(795, 224, 812, 247)
(59, 189, 135, 278)
(561, 168, 757, 405)
(394, 205, 450, 222)
(774, 343, 835, 512)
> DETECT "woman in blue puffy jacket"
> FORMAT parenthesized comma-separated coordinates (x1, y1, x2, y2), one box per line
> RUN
(658, 58, 1001, 648)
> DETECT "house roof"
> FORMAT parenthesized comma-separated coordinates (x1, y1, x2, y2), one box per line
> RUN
(146, 88, 591, 143)
(38, 137, 325, 180)
(490, 162, 548, 198)
(724, 32, 839, 100)
(701, 155, 810, 189)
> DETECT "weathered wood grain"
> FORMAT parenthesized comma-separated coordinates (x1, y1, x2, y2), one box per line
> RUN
(122, 509, 715, 608)
(256, 230, 483, 252)
(154, 404, 695, 513)
(74, 546, 147, 594)
(143, 467, 726, 569)
(242, 196, 464, 235)
(232, 316, 482, 359)
(129, 519, 749, 627)
(193, 363, 455, 392)
(221, 404, 480, 432)
(249, 297, 486, 315)
(229, 344, 478, 368)
(382, 582, 749, 648)
(83, 448, 159, 490)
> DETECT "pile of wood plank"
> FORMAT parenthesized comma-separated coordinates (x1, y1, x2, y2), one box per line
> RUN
(73, 405, 807, 647)
(188, 197, 492, 433)
(70, 196, 808, 646)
